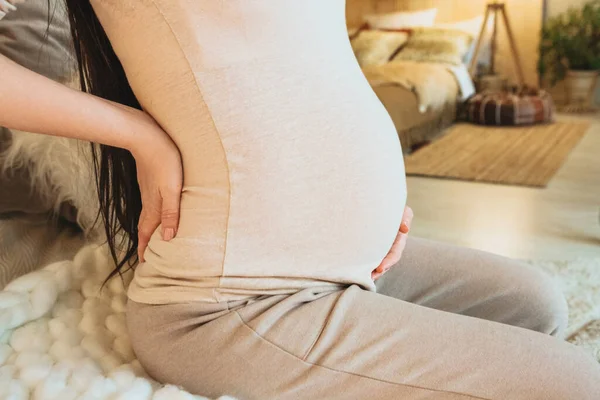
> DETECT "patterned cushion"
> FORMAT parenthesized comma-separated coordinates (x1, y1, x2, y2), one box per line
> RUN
(351, 29, 409, 67)
(464, 89, 555, 126)
(392, 27, 473, 66)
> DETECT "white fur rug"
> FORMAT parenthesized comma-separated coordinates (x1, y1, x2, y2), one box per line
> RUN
(1, 244, 599, 400)
(0, 244, 238, 400)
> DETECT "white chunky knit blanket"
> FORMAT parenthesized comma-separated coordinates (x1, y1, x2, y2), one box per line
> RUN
(0, 244, 238, 400)
(1, 243, 599, 400)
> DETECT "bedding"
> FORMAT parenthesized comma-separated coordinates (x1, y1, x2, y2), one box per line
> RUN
(391, 27, 474, 66)
(435, 15, 488, 64)
(0, 243, 238, 400)
(350, 29, 408, 67)
(363, 60, 460, 113)
(373, 83, 457, 152)
(435, 15, 485, 38)
(350, 18, 479, 151)
(362, 59, 464, 152)
(366, 61, 460, 152)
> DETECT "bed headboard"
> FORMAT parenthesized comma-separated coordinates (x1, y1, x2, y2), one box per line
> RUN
(347, 0, 543, 86)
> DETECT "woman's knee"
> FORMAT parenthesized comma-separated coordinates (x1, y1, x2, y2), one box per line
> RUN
(530, 341, 600, 400)
(505, 264, 569, 338)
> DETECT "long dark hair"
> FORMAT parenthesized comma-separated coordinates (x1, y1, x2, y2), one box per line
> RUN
(64, 0, 141, 280)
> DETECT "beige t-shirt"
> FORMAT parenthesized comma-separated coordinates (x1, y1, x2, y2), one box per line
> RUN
(91, 0, 407, 304)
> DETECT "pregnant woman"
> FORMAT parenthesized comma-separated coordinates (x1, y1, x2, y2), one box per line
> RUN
(1, 0, 600, 398)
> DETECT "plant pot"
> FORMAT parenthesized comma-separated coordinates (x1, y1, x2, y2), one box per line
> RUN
(566, 70, 599, 106)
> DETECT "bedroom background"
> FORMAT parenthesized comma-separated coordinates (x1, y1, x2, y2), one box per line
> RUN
(545, 0, 600, 104)
(342, 0, 600, 370)
(342, 0, 598, 255)
(346, 0, 543, 87)
(347, 0, 600, 105)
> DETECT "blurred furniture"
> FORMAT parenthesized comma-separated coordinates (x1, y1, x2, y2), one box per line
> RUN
(468, 1, 525, 87)
(347, 0, 543, 86)
(464, 88, 554, 126)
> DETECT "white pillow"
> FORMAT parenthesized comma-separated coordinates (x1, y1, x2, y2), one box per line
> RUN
(436, 15, 492, 65)
(436, 15, 486, 38)
(364, 8, 438, 30)
(351, 30, 409, 67)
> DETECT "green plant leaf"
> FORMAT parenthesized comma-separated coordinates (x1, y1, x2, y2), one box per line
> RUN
(539, 0, 600, 84)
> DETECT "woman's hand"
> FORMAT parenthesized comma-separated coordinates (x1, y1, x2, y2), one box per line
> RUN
(0, 54, 183, 262)
(128, 111, 183, 263)
(372, 206, 413, 281)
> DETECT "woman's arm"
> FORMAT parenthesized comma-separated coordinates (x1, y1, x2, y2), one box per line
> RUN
(0, 53, 145, 151)
(0, 53, 183, 260)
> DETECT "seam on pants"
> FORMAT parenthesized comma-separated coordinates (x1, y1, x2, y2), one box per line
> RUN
(301, 289, 345, 361)
(234, 311, 492, 400)
(147, 0, 232, 302)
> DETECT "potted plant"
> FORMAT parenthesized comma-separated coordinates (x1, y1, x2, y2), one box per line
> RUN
(539, 0, 600, 107)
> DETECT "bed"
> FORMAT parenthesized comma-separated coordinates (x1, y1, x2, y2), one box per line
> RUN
(368, 62, 465, 152)
(346, 0, 543, 153)
(347, 23, 474, 153)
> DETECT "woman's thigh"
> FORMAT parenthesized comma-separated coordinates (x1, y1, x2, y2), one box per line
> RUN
(127, 285, 600, 400)
(375, 237, 569, 337)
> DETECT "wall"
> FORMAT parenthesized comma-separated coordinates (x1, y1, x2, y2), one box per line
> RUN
(547, 0, 589, 16)
(346, 0, 543, 87)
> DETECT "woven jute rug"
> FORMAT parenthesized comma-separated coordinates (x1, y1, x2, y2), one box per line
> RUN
(405, 121, 590, 187)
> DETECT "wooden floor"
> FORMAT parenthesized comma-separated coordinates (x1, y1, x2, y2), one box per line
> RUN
(406, 114, 600, 261)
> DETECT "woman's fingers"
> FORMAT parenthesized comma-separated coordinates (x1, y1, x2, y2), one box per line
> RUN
(400, 206, 414, 234)
(372, 231, 408, 280)
(376, 229, 404, 271)
(372, 205, 414, 281)
(137, 201, 161, 263)
(160, 185, 181, 241)
(136, 185, 181, 263)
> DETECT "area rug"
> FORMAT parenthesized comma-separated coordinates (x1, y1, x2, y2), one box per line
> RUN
(1, 245, 599, 400)
(404, 121, 590, 187)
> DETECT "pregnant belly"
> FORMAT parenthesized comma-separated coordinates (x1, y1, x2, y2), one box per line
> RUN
(145, 135, 407, 289)
(138, 102, 406, 302)
(143, 55, 407, 289)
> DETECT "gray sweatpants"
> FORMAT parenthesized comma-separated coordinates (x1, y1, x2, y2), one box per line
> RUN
(126, 237, 600, 399)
